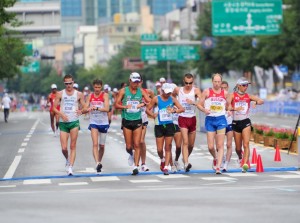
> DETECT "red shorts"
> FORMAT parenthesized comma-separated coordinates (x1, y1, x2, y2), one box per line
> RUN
(178, 116, 196, 133)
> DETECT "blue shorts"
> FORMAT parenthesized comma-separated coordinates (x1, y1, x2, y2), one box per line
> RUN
(205, 115, 227, 132)
(226, 124, 233, 133)
(88, 124, 110, 133)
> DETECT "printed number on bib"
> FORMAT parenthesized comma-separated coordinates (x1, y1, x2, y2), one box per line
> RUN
(159, 108, 172, 122)
(127, 101, 140, 113)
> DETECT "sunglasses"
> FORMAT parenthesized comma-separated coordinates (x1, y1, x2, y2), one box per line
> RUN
(64, 82, 73, 85)
(184, 81, 193, 85)
(240, 84, 248, 87)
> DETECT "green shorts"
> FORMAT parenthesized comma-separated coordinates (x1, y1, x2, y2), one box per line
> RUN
(59, 120, 80, 133)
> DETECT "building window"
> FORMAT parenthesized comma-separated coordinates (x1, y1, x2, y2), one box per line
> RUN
(128, 26, 136, 33)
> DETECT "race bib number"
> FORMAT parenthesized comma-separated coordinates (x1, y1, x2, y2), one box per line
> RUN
(159, 108, 172, 122)
(182, 101, 193, 114)
(234, 101, 248, 115)
(127, 100, 140, 113)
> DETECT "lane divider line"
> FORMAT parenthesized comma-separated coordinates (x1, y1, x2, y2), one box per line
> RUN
(3, 156, 22, 179)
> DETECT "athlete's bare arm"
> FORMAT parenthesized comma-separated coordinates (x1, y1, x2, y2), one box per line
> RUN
(146, 96, 158, 119)
(114, 88, 126, 110)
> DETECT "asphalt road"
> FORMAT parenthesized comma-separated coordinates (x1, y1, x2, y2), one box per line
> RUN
(0, 111, 299, 223)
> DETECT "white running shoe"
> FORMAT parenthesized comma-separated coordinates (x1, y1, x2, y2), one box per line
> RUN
(128, 153, 134, 166)
(141, 164, 149, 172)
(171, 165, 177, 173)
(174, 161, 181, 171)
(67, 166, 73, 176)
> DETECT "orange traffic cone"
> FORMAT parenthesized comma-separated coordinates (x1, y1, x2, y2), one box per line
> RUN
(251, 148, 258, 164)
(256, 154, 264, 172)
(274, 145, 281, 162)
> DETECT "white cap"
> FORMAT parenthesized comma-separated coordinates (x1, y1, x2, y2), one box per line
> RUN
(237, 77, 251, 85)
(84, 86, 89, 91)
(129, 72, 141, 82)
(73, 83, 79, 89)
(113, 88, 118, 93)
(104, 84, 110, 90)
(51, 84, 57, 89)
(170, 83, 177, 90)
(161, 83, 174, 94)
(159, 77, 166, 83)
(155, 81, 161, 87)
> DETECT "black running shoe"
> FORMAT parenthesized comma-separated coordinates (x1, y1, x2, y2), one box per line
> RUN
(185, 163, 192, 172)
(132, 167, 139, 175)
(96, 163, 102, 173)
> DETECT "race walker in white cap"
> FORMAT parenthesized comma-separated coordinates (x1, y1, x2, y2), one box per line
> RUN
(114, 72, 151, 175)
(227, 76, 264, 173)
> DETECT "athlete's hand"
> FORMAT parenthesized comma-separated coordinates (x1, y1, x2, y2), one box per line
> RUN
(61, 113, 69, 122)
(186, 99, 194, 105)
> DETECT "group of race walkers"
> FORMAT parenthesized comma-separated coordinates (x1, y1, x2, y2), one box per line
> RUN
(47, 72, 263, 176)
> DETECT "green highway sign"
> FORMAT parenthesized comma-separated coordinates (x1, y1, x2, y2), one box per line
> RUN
(140, 33, 158, 41)
(212, 0, 283, 36)
(21, 61, 40, 73)
(141, 45, 200, 61)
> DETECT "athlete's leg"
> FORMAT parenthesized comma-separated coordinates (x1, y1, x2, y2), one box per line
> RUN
(164, 136, 173, 167)
(188, 131, 196, 156)
(60, 131, 69, 161)
(180, 128, 189, 165)
(69, 126, 79, 166)
(91, 128, 100, 163)
(241, 126, 251, 164)
(49, 111, 55, 133)
(215, 129, 226, 169)
(233, 131, 243, 160)
(140, 125, 147, 165)
(132, 126, 142, 167)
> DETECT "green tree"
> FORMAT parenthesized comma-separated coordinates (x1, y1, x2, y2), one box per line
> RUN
(0, 0, 26, 80)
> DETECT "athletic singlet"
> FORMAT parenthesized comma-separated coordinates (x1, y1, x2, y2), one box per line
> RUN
(89, 92, 109, 125)
(178, 87, 196, 118)
(205, 88, 226, 117)
(231, 92, 251, 121)
(60, 90, 79, 122)
(49, 93, 60, 111)
(122, 87, 142, 121)
(157, 95, 174, 125)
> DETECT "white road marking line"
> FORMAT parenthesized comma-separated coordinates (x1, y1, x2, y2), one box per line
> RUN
(145, 150, 160, 164)
(276, 188, 297, 192)
(59, 182, 89, 186)
(201, 177, 237, 181)
(224, 172, 258, 177)
(90, 176, 120, 182)
(271, 175, 300, 179)
(18, 148, 25, 153)
(23, 179, 51, 185)
(3, 155, 22, 179)
(287, 171, 300, 175)
(26, 135, 32, 138)
(24, 138, 30, 141)
(129, 179, 162, 183)
(21, 142, 27, 147)
(157, 174, 189, 179)
(0, 185, 16, 188)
